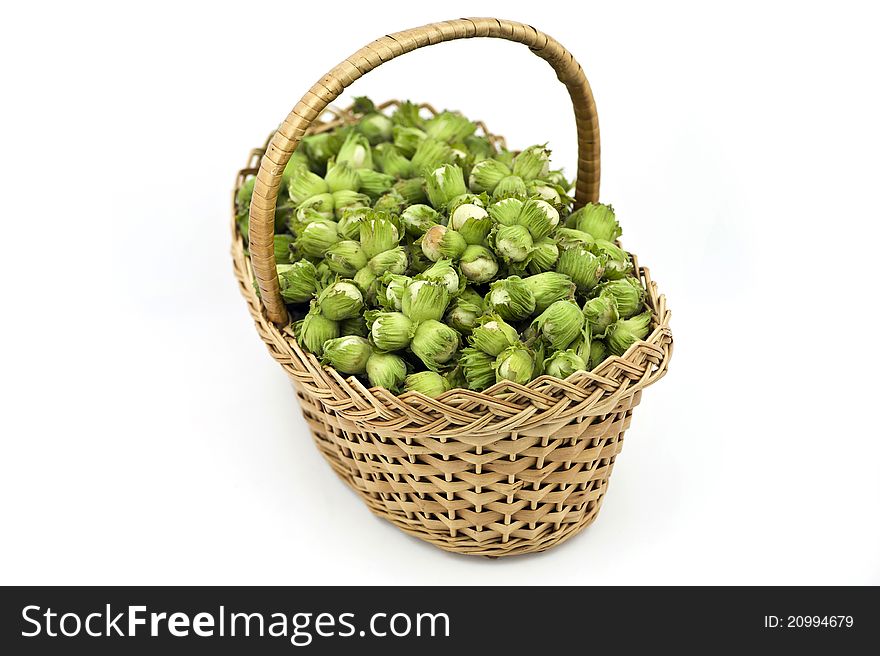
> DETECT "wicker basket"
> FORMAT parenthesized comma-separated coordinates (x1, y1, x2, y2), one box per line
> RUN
(232, 18, 673, 557)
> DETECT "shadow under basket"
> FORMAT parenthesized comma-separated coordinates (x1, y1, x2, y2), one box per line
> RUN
(232, 18, 673, 557)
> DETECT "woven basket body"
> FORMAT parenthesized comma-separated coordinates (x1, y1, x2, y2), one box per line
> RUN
(234, 19, 672, 557)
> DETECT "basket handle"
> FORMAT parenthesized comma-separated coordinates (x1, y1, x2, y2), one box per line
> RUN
(249, 17, 601, 325)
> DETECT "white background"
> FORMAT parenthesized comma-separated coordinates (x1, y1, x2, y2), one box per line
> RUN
(2, 0, 878, 585)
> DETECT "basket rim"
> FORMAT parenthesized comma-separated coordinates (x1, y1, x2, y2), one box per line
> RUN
(232, 100, 672, 433)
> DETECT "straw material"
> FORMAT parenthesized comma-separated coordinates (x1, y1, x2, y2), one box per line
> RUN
(233, 20, 673, 557)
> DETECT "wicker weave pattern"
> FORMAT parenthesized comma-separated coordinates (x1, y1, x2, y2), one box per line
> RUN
(233, 216, 669, 555)
(232, 118, 671, 555)
(234, 20, 673, 556)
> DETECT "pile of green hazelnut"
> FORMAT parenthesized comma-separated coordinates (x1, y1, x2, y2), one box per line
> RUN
(236, 98, 652, 397)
